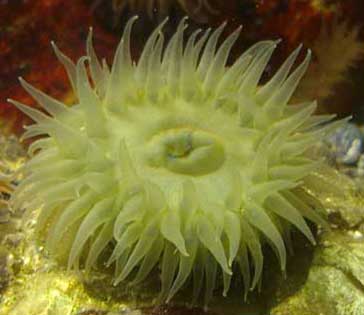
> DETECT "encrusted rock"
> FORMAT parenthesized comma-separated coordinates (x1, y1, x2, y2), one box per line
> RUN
(270, 231, 364, 315)
(0, 246, 10, 295)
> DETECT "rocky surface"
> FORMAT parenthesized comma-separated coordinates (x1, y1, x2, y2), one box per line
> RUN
(270, 231, 364, 315)
(269, 170, 364, 315)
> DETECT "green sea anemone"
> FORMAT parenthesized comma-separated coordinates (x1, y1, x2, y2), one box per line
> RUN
(10, 17, 342, 304)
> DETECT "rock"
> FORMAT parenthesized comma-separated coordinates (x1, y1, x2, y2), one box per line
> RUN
(270, 231, 364, 315)
(305, 168, 364, 229)
(326, 122, 363, 165)
(0, 206, 10, 224)
(0, 270, 149, 315)
(271, 265, 364, 315)
(315, 231, 364, 286)
(0, 246, 10, 295)
(2, 273, 74, 315)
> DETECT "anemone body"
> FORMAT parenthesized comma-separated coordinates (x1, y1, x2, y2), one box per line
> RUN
(10, 17, 339, 304)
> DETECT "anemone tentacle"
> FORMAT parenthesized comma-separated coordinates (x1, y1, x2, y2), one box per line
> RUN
(10, 17, 341, 304)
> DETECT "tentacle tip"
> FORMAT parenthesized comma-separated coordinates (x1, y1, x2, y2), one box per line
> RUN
(50, 41, 60, 53)
(19, 134, 26, 143)
(306, 49, 312, 59)
(181, 251, 190, 257)
(203, 305, 209, 312)
(79, 55, 91, 63)
(282, 271, 287, 280)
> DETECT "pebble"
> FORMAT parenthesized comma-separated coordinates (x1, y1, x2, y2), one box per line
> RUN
(327, 122, 363, 165)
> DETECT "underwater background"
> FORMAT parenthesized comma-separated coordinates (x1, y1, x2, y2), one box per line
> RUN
(1, 1, 364, 315)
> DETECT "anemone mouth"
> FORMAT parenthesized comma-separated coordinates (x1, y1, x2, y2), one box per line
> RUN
(9, 16, 344, 305)
(145, 126, 225, 176)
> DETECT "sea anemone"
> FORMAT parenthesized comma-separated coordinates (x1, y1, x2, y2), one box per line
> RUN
(10, 17, 342, 304)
